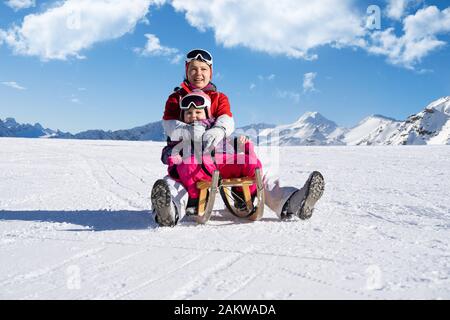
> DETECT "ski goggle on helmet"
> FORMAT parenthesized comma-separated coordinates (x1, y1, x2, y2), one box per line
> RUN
(179, 90, 212, 117)
(185, 49, 213, 66)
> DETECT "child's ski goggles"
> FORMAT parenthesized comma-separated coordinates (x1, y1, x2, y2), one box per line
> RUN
(185, 49, 213, 66)
(180, 92, 211, 110)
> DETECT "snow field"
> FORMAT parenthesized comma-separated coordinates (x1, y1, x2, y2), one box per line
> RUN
(0, 138, 449, 299)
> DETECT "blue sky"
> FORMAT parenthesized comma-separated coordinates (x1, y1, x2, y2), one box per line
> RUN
(1, 0, 450, 133)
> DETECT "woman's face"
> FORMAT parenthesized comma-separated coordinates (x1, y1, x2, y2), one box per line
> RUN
(187, 60, 211, 89)
(184, 106, 206, 124)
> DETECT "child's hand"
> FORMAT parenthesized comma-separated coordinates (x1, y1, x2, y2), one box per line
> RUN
(238, 135, 249, 144)
(192, 120, 209, 128)
(235, 135, 250, 153)
(190, 122, 206, 142)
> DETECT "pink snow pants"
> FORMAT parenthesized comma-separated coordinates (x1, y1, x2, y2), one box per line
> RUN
(168, 151, 262, 199)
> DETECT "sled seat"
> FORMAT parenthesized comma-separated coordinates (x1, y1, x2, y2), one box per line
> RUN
(195, 168, 264, 224)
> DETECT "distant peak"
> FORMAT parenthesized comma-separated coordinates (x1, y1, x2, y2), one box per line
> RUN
(34, 123, 44, 130)
(370, 114, 399, 121)
(303, 111, 319, 117)
(425, 96, 450, 114)
(429, 96, 450, 104)
(296, 111, 323, 122)
(289, 111, 338, 130)
(4, 118, 18, 126)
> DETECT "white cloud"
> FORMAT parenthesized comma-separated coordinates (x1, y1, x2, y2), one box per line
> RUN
(169, 54, 183, 64)
(68, 91, 81, 103)
(385, 0, 422, 21)
(4, 0, 35, 11)
(1, 0, 448, 73)
(366, 6, 450, 69)
(214, 72, 224, 81)
(134, 33, 182, 64)
(386, 0, 409, 20)
(1, 81, 26, 90)
(168, 1, 448, 71)
(0, 0, 163, 60)
(258, 74, 275, 81)
(303, 72, 317, 93)
(276, 89, 300, 104)
(249, 83, 256, 90)
(170, 0, 365, 60)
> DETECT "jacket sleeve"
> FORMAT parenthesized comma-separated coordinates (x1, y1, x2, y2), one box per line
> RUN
(163, 119, 192, 141)
(214, 114, 235, 137)
(214, 93, 233, 118)
(162, 92, 189, 140)
(212, 93, 234, 137)
(163, 93, 181, 121)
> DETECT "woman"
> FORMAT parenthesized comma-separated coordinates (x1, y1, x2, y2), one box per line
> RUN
(151, 48, 325, 227)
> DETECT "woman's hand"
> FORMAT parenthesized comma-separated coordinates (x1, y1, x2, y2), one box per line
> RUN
(238, 135, 249, 144)
(203, 126, 226, 150)
(191, 121, 207, 142)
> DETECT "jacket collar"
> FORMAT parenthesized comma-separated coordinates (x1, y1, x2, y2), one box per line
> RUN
(181, 81, 217, 94)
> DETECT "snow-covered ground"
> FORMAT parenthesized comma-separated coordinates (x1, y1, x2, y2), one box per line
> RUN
(0, 138, 449, 300)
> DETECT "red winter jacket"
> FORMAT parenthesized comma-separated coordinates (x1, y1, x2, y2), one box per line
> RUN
(163, 82, 233, 121)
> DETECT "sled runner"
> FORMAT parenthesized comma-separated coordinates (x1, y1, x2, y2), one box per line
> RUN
(195, 168, 265, 224)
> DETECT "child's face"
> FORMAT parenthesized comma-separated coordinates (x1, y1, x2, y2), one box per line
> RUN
(184, 107, 206, 124)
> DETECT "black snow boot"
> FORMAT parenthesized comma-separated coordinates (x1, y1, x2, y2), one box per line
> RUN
(151, 179, 179, 227)
(185, 197, 199, 216)
(281, 171, 325, 220)
(231, 188, 256, 211)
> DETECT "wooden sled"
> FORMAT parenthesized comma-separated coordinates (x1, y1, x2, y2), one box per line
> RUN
(195, 168, 265, 224)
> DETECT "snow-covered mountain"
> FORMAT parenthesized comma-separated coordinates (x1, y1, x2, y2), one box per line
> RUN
(233, 122, 276, 142)
(0, 117, 166, 141)
(53, 121, 166, 141)
(0, 117, 57, 138)
(257, 112, 346, 146)
(384, 96, 450, 145)
(344, 115, 402, 146)
(2, 96, 449, 145)
(254, 97, 450, 146)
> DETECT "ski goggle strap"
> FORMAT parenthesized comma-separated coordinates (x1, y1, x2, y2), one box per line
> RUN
(185, 49, 213, 66)
(180, 94, 211, 110)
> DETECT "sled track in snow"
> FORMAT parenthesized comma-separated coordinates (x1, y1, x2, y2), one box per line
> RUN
(170, 252, 248, 299)
(112, 251, 211, 299)
(80, 154, 144, 210)
(81, 248, 162, 299)
(102, 163, 142, 197)
(118, 164, 148, 185)
(0, 247, 106, 289)
(280, 266, 379, 299)
(21, 248, 149, 299)
(7, 232, 346, 264)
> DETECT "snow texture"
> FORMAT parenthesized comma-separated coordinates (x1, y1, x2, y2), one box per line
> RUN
(0, 138, 449, 299)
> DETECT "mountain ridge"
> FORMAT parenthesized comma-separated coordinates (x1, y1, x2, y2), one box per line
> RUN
(1, 96, 449, 145)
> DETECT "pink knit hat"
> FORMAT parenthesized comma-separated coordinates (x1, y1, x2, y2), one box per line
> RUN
(179, 89, 212, 120)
